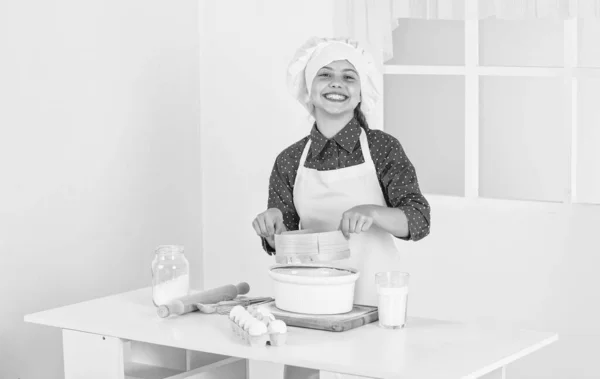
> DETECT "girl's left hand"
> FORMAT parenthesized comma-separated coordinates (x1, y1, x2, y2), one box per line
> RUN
(339, 205, 376, 238)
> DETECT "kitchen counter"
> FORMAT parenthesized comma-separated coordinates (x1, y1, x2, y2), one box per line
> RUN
(24, 287, 558, 379)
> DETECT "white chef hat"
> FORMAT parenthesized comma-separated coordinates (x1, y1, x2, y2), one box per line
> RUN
(287, 37, 382, 126)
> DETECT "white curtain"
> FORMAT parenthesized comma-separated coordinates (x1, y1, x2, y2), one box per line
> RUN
(333, 0, 600, 67)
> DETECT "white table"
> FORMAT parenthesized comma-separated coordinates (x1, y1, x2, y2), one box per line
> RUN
(24, 287, 558, 379)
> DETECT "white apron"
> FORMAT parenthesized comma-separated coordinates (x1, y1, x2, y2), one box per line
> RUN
(283, 128, 402, 379)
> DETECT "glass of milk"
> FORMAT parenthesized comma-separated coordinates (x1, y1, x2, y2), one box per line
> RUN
(375, 271, 409, 329)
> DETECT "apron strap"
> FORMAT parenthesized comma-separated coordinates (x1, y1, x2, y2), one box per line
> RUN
(298, 138, 312, 169)
(358, 128, 374, 167)
(295, 139, 311, 231)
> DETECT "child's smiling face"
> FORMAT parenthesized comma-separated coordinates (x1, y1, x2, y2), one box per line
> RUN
(309, 60, 361, 117)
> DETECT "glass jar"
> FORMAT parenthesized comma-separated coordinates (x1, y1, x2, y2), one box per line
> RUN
(151, 245, 190, 306)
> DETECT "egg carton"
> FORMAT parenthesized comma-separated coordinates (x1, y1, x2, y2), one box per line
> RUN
(228, 305, 287, 347)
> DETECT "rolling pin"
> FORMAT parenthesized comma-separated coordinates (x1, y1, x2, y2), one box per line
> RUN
(157, 282, 250, 318)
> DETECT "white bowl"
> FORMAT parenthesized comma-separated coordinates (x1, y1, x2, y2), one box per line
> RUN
(268, 264, 360, 315)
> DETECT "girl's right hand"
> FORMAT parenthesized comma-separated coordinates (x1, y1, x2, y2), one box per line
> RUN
(252, 208, 287, 243)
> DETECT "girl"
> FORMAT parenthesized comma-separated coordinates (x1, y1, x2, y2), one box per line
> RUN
(252, 37, 431, 379)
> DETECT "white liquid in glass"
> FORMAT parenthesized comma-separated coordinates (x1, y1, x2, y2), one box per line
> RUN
(377, 286, 408, 327)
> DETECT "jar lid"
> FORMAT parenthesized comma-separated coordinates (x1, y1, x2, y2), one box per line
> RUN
(155, 245, 185, 255)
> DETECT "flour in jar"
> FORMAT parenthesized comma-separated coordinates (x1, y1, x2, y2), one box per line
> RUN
(377, 286, 409, 327)
(153, 275, 190, 305)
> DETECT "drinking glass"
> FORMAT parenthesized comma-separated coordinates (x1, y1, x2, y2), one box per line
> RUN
(375, 271, 409, 329)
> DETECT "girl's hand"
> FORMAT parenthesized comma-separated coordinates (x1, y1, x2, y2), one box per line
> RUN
(252, 208, 287, 244)
(339, 205, 375, 238)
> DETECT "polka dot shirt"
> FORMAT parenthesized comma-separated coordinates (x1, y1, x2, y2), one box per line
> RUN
(263, 117, 431, 254)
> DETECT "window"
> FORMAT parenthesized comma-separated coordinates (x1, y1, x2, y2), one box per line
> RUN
(383, 16, 600, 205)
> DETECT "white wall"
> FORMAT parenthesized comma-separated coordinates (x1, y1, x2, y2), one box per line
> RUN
(0, 1, 201, 378)
(198, 1, 334, 376)
(199, 2, 600, 379)
(198, 0, 334, 296)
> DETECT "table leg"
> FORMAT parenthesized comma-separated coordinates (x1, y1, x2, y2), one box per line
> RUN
(247, 360, 284, 379)
(62, 329, 125, 379)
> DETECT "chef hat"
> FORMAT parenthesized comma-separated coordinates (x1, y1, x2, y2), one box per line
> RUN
(287, 37, 382, 126)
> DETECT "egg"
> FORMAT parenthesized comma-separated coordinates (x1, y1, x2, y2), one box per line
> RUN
(245, 317, 259, 332)
(229, 305, 245, 320)
(233, 311, 245, 323)
(268, 319, 287, 334)
(238, 319, 248, 330)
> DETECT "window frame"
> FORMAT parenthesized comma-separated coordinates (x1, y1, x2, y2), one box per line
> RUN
(382, 2, 600, 208)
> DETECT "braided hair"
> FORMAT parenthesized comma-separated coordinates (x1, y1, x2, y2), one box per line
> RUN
(353, 103, 369, 130)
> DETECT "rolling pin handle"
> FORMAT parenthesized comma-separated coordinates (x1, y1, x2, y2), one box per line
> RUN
(157, 305, 170, 318)
(236, 282, 250, 295)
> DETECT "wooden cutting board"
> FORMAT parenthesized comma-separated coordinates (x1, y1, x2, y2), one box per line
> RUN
(258, 301, 378, 332)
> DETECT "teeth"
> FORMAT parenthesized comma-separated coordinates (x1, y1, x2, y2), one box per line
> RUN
(324, 94, 347, 101)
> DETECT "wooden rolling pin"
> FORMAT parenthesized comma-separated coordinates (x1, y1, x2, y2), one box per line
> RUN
(157, 282, 250, 318)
